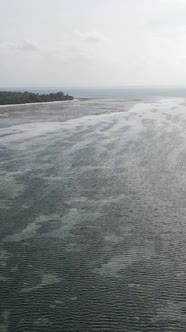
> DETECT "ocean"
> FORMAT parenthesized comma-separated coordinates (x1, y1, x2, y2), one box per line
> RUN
(1, 93, 186, 331)
(1, 86, 186, 99)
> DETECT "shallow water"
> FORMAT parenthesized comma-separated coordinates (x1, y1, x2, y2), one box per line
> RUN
(0, 98, 186, 331)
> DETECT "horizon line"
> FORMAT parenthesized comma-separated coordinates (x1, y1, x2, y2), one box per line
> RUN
(1, 85, 186, 90)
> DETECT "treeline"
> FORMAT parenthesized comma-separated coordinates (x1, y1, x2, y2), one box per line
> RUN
(0, 91, 74, 105)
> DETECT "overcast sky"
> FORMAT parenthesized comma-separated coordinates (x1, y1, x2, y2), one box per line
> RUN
(1, 0, 186, 87)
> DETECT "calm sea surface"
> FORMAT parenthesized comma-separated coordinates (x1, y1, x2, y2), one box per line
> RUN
(1, 86, 186, 99)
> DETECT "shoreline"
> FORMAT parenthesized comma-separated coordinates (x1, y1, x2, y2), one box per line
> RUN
(0, 97, 144, 108)
(0, 99, 77, 108)
(0, 98, 139, 122)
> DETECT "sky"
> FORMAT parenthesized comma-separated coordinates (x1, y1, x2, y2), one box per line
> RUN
(1, 0, 186, 87)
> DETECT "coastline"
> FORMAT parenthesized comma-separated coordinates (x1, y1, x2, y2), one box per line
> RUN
(0, 98, 140, 127)
(0, 99, 76, 108)
(0, 98, 140, 116)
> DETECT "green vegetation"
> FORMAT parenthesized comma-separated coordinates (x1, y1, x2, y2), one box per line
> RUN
(0, 91, 74, 105)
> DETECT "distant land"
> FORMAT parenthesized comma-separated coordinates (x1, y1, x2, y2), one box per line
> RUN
(0, 91, 74, 105)
(1, 86, 186, 99)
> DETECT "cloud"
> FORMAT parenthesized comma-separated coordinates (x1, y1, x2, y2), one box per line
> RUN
(16, 40, 40, 52)
(74, 30, 106, 43)
(0, 40, 40, 52)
